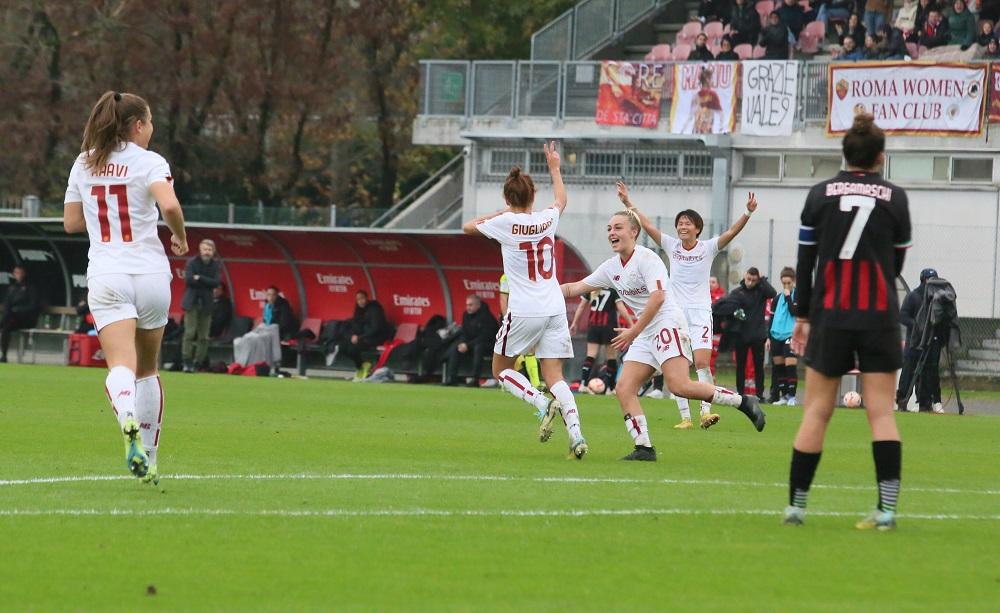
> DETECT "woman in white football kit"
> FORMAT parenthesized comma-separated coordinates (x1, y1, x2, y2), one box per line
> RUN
(463, 142, 587, 460)
(619, 182, 758, 430)
(63, 91, 189, 485)
(561, 211, 765, 461)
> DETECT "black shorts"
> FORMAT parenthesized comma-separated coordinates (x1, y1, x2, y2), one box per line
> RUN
(804, 325, 902, 377)
(586, 325, 615, 345)
(769, 335, 796, 359)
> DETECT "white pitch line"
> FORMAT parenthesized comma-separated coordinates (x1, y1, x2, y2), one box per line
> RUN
(0, 507, 998, 521)
(1, 472, 997, 496)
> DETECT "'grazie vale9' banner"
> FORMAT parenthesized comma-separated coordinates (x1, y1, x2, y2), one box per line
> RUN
(740, 61, 798, 136)
(595, 62, 666, 128)
(828, 62, 986, 136)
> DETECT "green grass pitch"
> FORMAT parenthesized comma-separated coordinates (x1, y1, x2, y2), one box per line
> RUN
(1, 364, 997, 611)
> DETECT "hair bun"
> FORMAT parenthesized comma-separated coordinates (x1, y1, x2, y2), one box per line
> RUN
(852, 111, 875, 130)
(508, 166, 521, 178)
(113, 92, 122, 102)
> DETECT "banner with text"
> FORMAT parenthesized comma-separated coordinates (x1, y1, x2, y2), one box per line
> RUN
(595, 62, 666, 128)
(990, 63, 1000, 123)
(740, 60, 798, 136)
(669, 62, 738, 135)
(828, 62, 986, 136)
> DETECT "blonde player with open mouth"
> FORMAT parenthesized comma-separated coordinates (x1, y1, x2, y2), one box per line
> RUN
(618, 182, 759, 430)
(463, 142, 587, 460)
(561, 210, 765, 461)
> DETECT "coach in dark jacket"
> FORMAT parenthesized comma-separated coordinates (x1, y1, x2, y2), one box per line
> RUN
(339, 290, 394, 377)
(0, 265, 41, 363)
(444, 295, 499, 386)
(181, 239, 222, 372)
(728, 267, 777, 400)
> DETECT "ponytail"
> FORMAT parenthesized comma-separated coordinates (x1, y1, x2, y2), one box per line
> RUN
(81, 91, 150, 172)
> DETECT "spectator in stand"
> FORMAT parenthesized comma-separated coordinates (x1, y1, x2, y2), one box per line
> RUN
(824, 0, 856, 34)
(948, 0, 976, 47)
(895, 0, 919, 33)
(864, 0, 892, 35)
(443, 295, 499, 387)
(977, 19, 995, 45)
(0, 265, 40, 363)
(982, 0, 1000, 22)
(75, 289, 96, 334)
(726, 267, 777, 401)
(761, 12, 792, 58)
(879, 23, 908, 57)
(232, 285, 298, 373)
(209, 285, 233, 339)
(910, 0, 938, 40)
(985, 36, 1000, 56)
(691, 32, 717, 60)
(338, 289, 393, 381)
(181, 238, 221, 372)
(833, 34, 866, 57)
(716, 35, 741, 59)
(862, 31, 885, 57)
(777, 0, 810, 42)
(698, 0, 731, 23)
(729, 0, 761, 46)
(835, 12, 868, 47)
(919, 9, 951, 47)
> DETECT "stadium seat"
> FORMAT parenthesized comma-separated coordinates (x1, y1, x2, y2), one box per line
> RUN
(282, 318, 322, 348)
(756, 2, 772, 26)
(734, 43, 754, 59)
(704, 21, 725, 44)
(645, 44, 672, 61)
(753, 44, 767, 58)
(676, 21, 703, 46)
(803, 20, 825, 41)
(672, 43, 692, 61)
(381, 323, 418, 349)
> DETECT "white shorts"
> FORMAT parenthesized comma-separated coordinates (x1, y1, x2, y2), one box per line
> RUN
(683, 308, 714, 351)
(623, 326, 694, 374)
(87, 273, 172, 331)
(495, 314, 573, 359)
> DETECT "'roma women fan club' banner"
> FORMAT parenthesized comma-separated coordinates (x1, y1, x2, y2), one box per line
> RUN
(740, 60, 798, 136)
(594, 61, 667, 128)
(828, 62, 987, 135)
(990, 63, 1000, 123)
(669, 62, 738, 135)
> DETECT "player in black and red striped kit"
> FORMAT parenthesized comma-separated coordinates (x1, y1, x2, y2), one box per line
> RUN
(784, 113, 912, 530)
(570, 288, 630, 392)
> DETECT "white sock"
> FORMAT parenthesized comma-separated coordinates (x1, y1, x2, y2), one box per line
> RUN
(712, 386, 743, 408)
(135, 375, 163, 466)
(105, 366, 136, 428)
(675, 397, 691, 420)
(697, 368, 714, 415)
(499, 369, 550, 413)
(624, 414, 651, 447)
(550, 380, 583, 440)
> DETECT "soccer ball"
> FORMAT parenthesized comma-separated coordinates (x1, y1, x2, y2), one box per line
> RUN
(587, 377, 607, 395)
(843, 391, 862, 408)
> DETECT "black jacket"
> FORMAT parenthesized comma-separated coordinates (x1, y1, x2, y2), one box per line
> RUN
(690, 45, 716, 61)
(350, 300, 394, 346)
(456, 304, 499, 348)
(918, 19, 950, 48)
(210, 295, 233, 338)
(761, 23, 790, 58)
(727, 278, 778, 343)
(182, 256, 221, 311)
(2, 280, 40, 319)
(729, 3, 761, 42)
(267, 296, 298, 340)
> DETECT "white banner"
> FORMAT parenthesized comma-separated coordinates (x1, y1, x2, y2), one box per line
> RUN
(828, 62, 987, 136)
(740, 61, 798, 136)
(669, 62, 738, 135)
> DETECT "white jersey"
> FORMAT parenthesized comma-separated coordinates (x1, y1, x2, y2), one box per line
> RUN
(64, 142, 172, 278)
(477, 207, 564, 317)
(659, 234, 720, 311)
(582, 245, 686, 338)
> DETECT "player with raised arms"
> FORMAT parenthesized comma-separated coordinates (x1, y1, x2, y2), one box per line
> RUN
(63, 91, 188, 485)
(561, 210, 766, 461)
(783, 112, 911, 530)
(619, 183, 758, 430)
(463, 142, 587, 460)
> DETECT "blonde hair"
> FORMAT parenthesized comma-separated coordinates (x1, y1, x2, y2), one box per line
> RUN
(612, 209, 642, 239)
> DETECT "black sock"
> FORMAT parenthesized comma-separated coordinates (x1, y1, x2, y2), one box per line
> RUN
(653, 375, 663, 391)
(773, 363, 786, 398)
(789, 448, 822, 508)
(580, 356, 595, 385)
(872, 440, 902, 512)
(787, 364, 798, 397)
(605, 359, 617, 390)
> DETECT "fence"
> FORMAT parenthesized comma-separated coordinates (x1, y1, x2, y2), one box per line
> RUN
(531, 0, 666, 60)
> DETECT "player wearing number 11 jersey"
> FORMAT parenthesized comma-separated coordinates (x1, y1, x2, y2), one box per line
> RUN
(463, 142, 587, 460)
(64, 91, 189, 486)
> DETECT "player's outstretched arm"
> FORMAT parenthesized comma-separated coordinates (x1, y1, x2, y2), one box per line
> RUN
(463, 209, 509, 236)
(151, 181, 188, 256)
(561, 280, 599, 299)
(545, 141, 567, 215)
(617, 181, 662, 245)
(63, 202, 86, 234)
(718, 192, 757, 249)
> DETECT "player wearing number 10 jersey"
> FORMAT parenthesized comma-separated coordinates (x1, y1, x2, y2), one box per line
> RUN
(64, 91, 189, 486)
(784, 113, 912, 530)
(464, 142, 587, 460)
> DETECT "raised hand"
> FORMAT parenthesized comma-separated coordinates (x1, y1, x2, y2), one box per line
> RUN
(746, 192, 758, 213)
(543, 141, 560, 170)
(616, 181, 632, 208)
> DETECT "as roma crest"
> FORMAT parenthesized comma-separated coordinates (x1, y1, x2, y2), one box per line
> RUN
(835, 79, 849, 101)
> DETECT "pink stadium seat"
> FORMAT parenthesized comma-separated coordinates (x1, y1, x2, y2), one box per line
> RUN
(734, 43, 753, 59)
(676, 21, 703, 46)
(756, 2, 772, 21)
(798, 31, 819, 53)
(704, 21, 725, 43)
(803, 20, 825, 41)
(752, 44, 767, 58)
(672, 43, 692, 60)
(645, 43, 672, 61)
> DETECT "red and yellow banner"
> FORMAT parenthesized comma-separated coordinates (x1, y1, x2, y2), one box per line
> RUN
(595, 61, 666, 128)
(989, 64, 1000, 123)
(669, 62, 739, 135)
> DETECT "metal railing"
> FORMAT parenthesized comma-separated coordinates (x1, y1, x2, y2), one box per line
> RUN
(371, 152, 465, 227)
(531, 0, 665, 60)
(421, 59, 840, 124)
